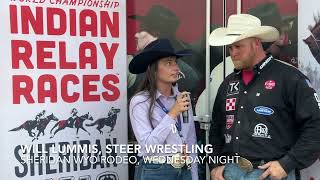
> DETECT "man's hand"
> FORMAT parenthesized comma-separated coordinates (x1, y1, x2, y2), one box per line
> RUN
(258, 161, 287, 180)
(210, 166, 225, 180)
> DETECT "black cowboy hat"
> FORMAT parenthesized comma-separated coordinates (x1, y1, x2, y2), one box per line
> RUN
(128, 5, 180, 35)
(129, 39, 192, 74)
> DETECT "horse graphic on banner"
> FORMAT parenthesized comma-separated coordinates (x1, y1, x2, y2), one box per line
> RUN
(304, 12, 320, 65)
(50, 111, 93, 138)
(86, 107, 120, 134)
(9, 113, 59, 140)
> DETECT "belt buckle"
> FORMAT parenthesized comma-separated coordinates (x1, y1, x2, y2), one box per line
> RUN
(171, 153, 185, 168)
(237, 157, 253, 172)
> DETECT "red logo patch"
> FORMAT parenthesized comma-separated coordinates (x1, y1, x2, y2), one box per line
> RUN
(226, 98, 236, 111)
(226, 115, 234, 129)
(264, 80, 276, 90)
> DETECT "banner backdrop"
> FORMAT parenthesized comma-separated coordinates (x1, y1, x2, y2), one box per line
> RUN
(299, 0, 320, 179)
(0, 0, 128, 179)
(298, 0, 320, 94)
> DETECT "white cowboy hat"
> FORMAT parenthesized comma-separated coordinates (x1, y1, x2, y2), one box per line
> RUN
(209, 14, 279, 46)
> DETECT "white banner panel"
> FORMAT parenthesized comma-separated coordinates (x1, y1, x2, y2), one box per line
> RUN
(298, 0, 320, 94)
(299, 0, 320, 179)
(0, 0, 128, 179)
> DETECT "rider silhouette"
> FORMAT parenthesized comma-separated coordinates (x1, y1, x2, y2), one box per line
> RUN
(68, 108, 78, 127)
(35, 110, 46, 124)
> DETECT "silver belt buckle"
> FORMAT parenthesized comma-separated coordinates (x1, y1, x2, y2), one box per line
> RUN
(171, 153, 185, 168)
(237, 157, 253, 172)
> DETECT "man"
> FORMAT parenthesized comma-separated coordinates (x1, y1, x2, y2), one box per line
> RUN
(208, 14, 320, 180)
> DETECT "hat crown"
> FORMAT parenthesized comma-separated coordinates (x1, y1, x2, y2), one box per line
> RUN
(146, 5, 177, 21)
(208, 13, 279, 46)
(226, 14, 262, 35)
(129, 38, 191, 74)
(144, 39, 174, 52)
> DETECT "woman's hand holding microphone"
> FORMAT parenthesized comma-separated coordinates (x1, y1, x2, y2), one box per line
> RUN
(168, 91, 190, 120)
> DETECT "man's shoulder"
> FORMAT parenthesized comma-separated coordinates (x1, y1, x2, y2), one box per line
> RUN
(272, 59, 306, 80)
(215, 72, 239, 93)
(273, 58, 297, 70)
(223, 71, 239, 82)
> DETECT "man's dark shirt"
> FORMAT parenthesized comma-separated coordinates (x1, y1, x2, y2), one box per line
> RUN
(208, 55, 320, 173)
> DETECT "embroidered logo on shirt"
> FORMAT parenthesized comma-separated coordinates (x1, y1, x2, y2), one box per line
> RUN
(224, 134, 232, 143)
(226, 98, 237, 111)
(226, 115, 234, 129)
(264, 80, 276, 90)
(314, 93, 320, 109)
(252, 123, 272, 139)
(254, 106, 274, 116)
(227, 81, 240, 96)
(259, 56, 272, 70)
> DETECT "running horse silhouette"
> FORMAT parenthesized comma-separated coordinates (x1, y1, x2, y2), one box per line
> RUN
(304, 13, 320, 65)
(9, 119, 37, 137)
(9, 113, 58, 138)
(50, 112, 93, 138)
(32, 113, 59, 142)
(86, 107, 120, 134)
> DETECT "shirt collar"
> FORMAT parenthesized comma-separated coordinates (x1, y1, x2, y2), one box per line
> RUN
(156, 85, 179, 99)
(254, 54, 273, 72)
(233, 54, 273, 75)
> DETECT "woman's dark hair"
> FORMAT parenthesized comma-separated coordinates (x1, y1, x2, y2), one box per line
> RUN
(131, 60, 159, 128)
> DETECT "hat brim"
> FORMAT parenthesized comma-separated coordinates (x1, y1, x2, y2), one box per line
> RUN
(209, 26, 279, 46)
(129, 50, 192, 74)
(128, 15, 145, 21)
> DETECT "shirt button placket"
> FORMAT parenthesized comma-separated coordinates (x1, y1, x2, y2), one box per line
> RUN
(234, 89, 245, 153)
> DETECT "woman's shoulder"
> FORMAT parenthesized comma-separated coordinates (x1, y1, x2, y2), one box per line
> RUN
(130, 91, 150, 105)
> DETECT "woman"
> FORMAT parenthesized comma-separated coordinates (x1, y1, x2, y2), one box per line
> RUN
(129, 39, 198, 180)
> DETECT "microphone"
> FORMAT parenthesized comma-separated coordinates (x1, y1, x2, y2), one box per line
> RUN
(178, 71, 189, 123)
(182, 93, 190, 123)
(182, 110, 188, 123)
